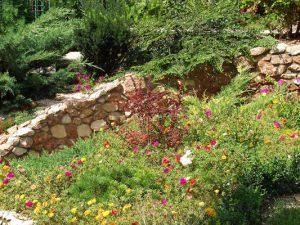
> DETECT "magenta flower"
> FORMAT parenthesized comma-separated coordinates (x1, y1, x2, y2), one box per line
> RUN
(85, 84, 91, 91)
(260, 88, 270, 95)
(65, 171, 73, 177)
(161, 199, 168, 206)
(76, 84, 82, 92)
(7, 172, 15, 179)
(25, 201, 34, 208)
(179, 177, 187, 185)
(204, 109, 212, 118)
(0, 158, 3, 164)
(274, 121, 281, 129)
(152, 140, 159, 147)
(133, 146, 139, 154)
(256, 111, 263, 120)
(278, 79, 285, 86)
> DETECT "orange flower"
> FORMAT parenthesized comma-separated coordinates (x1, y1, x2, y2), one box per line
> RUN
(103, 141, 110, 148)
(205, 207, 216, 217)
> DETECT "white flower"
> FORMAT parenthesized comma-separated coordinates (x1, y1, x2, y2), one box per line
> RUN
(180, 150, 193, 167)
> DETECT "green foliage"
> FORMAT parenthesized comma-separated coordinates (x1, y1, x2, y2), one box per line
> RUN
(75, 0, 131, 74)
(0, 72, 16, 99)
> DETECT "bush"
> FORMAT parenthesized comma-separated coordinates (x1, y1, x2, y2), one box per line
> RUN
(75, 0, 131, 74)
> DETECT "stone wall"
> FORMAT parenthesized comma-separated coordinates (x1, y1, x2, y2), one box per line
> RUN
(248, 42, 300, 94)
(0, 74, 146, 158)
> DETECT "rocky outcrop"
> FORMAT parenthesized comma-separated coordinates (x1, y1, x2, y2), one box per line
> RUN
(249, 42, 300, 94)
(0, 210, 34, 225)
(0, 74, 146, 158)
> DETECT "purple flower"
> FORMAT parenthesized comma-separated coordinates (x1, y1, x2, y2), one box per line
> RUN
(83, 74, 89, 81)
(152, 140, 159, 147)
(163, 168, 170, 174)
(85, 84, 91, 91)
(278, 79, 285, 86)
(76, 84, 82, 92)
(274, 121, 281, 129)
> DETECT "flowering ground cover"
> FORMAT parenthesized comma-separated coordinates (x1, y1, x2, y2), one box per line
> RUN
(0, 69, 299, 225)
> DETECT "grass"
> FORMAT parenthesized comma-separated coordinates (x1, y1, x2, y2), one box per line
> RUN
(0, 69, 299, 225)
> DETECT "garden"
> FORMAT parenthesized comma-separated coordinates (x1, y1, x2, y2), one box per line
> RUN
(0, 1, 299, 225)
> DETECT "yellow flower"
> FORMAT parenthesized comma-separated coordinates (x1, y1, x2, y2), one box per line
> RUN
(0, 183, 4, 189)
(70, 217, 78, 223)
(122, 204, 132, 212)
(33, 200, 38, 204)
(264, 137, 271, 144)
(199, 202, 205, 207)
(15, 194, 20, 200)
(56, 174, 63, 180)
(205, 207, 216, 217)
(30, 185, 37, 190)
(34, 207, 41, 215)
(81, 157, 87, 162)
(101, 220, 107, 225)
(125, 189, 132, 194)
(48, 212, 55, 218)
(108, 203, 114, 207)
(95, 214, 103, 221)
(221, 155, 227, 160)
(20, 194, 26, 200)
(87, 198, 97, 205)
(44, 176, 51, 183)
(214, 189, 220, 194)
(102, 210, 110, 218)
(42, 201, 49, 207)
(70, 208, 77, 214)
(84, 210, 92, 217)
(2, 165, 10, 171)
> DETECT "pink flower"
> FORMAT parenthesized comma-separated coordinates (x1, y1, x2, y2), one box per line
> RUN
(204, 109, 212, 118)
(163, 168, 170, 174)
(179, 177, 187, 185)
(65, 171, 73, 177)
(256, 111, 263, 120)
(279, 135, 285, 141)
(152, 140, 159, 147)
(7, 172, 15, 179)
(85, 84, 91, 91)
(289, 133, 298, 139)
(133, 146, 139, 154)
(145, 150, 152, 156)
(274, 121, 281, 129)
(25, 201, 34, 208)
(161, 199, 168, 206)
(278, 79, 285, 86)
(210, 139, 218, 147)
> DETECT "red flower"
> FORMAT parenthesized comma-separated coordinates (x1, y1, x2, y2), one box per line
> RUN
(25, 201, 34, 208)
(65, 171, 72, 177)
(175, 154, 181, 163)
(77, 160, 83, 165)
(111, 209, 118, 216)
(210, 139, 218, 147)
(162, 157, 170, 165)
(103, 140, 110, 148)
(189, 178, 197, 186)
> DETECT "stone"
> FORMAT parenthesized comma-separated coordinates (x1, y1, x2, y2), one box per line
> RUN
(258, 60, 276, 75)
(276, 43, 288, 53)
(12, 147, 28, 156)
(62, 51, 83, 61)
(293, 55, 300, 64)
(82, 116, 93, 124)
(97, 97, 106, 103)
(41, 126, 49, 132)
(91, 120, 107, 131)
(282, 73, 297, 79)
(6, 137, 20, 146)
(61, 115, 72, 124)
(270, 54, 292, 65)
(289, 64, 300, 72)
(93, 110, 107, 120)
(276, 65, 287, 76)
(120, 73, 146, 93)
(19, 137, 33, 149)
(14, 128, 35, 137)
(33, 132, 50, 145)
(103, 103, 118, 112)
(50, 125, 67, 139)
(0, 135, 8, 145)
(250, 47, 268, 56)
(108, 112, 124, 121)
(80, 109, 93, 118)
(66, 124, 78, 139)
(286, 45, 300, 56)
(73, 118, 82, 125)
(261, 54, 271, 61)
(7, 126, 18, 134)
(0, 210, 34, 225)
(0, 143, 13, 152)
(77, 124, 92, 137)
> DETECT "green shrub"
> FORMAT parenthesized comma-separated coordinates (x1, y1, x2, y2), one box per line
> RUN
(75, 0, 131, 74)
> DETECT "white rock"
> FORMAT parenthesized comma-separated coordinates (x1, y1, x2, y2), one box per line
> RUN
(286, 45, 300, 56)
(250, 47, 268, 56)
(62, 51, 83, 61)
(0, 210, 34, 225)
(14, 128, 35, 137)
(6, 136, 20, 146)
(276, 43, 288, 53)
